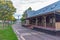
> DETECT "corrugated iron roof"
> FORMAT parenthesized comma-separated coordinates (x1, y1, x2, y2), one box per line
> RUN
(27, 1, 60, 18)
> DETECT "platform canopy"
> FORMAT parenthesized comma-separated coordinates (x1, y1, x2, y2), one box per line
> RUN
(27, 1, 60, 18)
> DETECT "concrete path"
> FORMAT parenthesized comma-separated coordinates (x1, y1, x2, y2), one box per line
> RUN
(12, 23, 60, 40)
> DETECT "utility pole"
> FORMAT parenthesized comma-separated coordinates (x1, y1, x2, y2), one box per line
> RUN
(17, 15, 20, 23)
(18, 15, 20, 20)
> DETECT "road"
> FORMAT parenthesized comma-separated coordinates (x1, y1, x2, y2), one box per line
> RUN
(12, 22, 60, 40)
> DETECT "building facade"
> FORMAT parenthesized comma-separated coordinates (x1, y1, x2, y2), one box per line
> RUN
(23, 1, 60, 35)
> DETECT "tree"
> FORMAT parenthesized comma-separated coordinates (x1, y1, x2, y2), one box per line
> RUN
(0, 0, 16, 28)
(27, 7, 32, 10)
(21, 7, 32, 24)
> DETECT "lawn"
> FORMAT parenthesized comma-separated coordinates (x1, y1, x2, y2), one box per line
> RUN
(0, 24, 18, 40)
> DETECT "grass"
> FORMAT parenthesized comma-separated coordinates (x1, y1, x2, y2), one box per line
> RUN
(0, 24, 18, 40)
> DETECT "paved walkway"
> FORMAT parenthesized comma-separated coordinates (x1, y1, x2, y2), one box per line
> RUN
(12, 23, 60, 40)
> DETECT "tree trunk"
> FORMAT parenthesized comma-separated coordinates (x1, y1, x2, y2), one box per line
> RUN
(2, 20, 5, 29)
(8, 20, 10, 27)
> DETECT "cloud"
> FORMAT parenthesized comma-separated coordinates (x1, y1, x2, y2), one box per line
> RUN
(11, 0, 59, 19)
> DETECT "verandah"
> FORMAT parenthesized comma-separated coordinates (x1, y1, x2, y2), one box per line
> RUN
(27, 13, 56, 29)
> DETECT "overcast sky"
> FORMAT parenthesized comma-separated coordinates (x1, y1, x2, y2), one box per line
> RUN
(11, 0, 59, 19)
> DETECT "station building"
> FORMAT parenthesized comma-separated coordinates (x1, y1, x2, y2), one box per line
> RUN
(23, 1, 60, 35)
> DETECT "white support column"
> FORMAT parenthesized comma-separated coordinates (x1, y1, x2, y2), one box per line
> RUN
(26, 20, 29, 25)
(43, 16, 46, 27)
(36, 18, 38, 26)
(52, 14, 55, 27)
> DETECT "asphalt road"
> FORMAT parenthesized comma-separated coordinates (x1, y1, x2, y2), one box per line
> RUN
(12, 22, 60, 40)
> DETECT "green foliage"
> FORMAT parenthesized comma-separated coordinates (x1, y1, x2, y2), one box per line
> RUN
(20, 16, 25, 22)
(28, 7, 32, 10)
(10, 16, 16, 21)
(0, 0, 16, 21)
